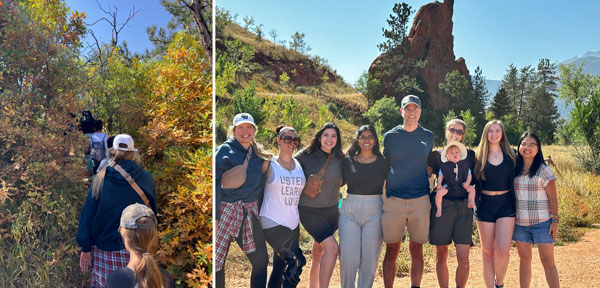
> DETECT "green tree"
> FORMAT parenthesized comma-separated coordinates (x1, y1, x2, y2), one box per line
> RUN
(222, 39, 260, 83)
(500, 64, 518, 114)
(254, 23, 264, 40)
(559, 62, 600, 172)
(489, 88, 512, 119)
(279, 71, 290, 86)
(522, 58, 560, 143)
(363, 96, 402, 137)
(377, 2, 413, 52)
(472, 66, 489, 129)
(231, 81, 266, 126)
(289, 31, 311, 54)
(516, 65, 534, 120)
(242, 15, 254, 29)
(283, 97, 311, 133)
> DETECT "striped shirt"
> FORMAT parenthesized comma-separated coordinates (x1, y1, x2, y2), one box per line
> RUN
(514, 164, 556, 226)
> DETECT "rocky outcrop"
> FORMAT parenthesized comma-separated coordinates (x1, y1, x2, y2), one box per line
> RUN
(370, 0, 470, 110)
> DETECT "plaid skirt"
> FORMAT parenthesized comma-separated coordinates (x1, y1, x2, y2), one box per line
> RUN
(91, 246, 130, 288)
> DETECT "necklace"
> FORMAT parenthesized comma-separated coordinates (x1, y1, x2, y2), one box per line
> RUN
(277, 158, 294, 172)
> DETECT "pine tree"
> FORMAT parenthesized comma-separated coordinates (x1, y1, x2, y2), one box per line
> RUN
(377, 2, 413, 52)
(500, 64, 518, 114)
(523, 59, 560, 143)
(489, 88, 512, 118)
(471, 66, 489, 131)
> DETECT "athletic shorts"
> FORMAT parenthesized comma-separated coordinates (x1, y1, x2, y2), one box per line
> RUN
(381, 194, 430, 244)
(474, 192, 515, 222)
(298, 205, 339, 243)
(429, 198, 473, 245)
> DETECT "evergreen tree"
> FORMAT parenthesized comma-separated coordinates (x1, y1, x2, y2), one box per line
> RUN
(254, 24, 264, 40)
(489, 88, 512, 118)
(500, 64, 518, 114)
(523, 59, 560, 143)
(471, 66, 489, 130)
(289, 31, 311, 54)
(516, 65, 534, 121)
(377, 2, 413, 52)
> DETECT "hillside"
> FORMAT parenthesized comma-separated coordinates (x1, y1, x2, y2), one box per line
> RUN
(216, 20, 368, 148)
(562, 50, 600, 76)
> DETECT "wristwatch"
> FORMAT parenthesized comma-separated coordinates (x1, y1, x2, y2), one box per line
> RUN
(550, 213, 559, 223)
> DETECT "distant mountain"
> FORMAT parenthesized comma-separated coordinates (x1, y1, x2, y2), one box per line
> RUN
(561, 50, 600, 76)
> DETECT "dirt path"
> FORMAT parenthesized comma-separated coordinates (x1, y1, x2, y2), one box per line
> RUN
(305, 226, 600, 287)
(225, 226, 600, 287)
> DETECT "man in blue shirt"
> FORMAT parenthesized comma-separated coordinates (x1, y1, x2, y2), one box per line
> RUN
(381, 95, 433, 288)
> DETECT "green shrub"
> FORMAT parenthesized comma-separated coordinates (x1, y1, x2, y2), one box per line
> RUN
(231, 81, 266, 126)
(363, 96, 402, 136)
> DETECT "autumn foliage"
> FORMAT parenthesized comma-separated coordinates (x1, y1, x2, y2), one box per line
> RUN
(141, 32, 213, 287)
(0, 1, 212, 287)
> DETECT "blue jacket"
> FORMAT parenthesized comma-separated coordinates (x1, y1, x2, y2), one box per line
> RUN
(215, 139, 265, 220)
(383, 124, 434, 199)
(77, 160, 157, 252)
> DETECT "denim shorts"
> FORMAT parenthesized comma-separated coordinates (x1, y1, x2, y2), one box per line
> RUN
(512, 219, 555, 244)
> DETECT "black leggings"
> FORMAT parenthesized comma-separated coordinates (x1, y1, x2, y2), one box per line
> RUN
(216, 213, 268, 288)
(263, 225, 304, 288)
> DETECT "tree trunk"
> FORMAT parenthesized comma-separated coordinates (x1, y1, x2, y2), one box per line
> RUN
(185, 0, 212, 68)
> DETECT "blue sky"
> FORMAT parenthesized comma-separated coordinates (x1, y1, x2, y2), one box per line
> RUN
(64, 0, 171, 55)
(217, 0, 600, 84)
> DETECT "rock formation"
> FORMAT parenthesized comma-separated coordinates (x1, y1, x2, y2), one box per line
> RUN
(369, 0, 470, 110)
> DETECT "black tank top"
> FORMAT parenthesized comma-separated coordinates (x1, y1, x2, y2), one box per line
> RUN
(481, 158, 511, 191)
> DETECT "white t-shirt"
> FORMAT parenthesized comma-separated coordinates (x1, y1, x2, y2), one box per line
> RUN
(260, 158, 305, 230)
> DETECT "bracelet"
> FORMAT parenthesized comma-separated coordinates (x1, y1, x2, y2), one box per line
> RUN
(551, 218, 558, 223)
(550, 213, 559, 219)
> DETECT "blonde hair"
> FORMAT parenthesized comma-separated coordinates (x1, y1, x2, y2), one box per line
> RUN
(92, 150, 141, 199)
(474, 120, 516, 181)
(227, 126, 272, 160)
(119, 217, 165, 288)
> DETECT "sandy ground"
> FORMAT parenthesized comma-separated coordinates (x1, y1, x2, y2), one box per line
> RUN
(222, 225, 600, 287)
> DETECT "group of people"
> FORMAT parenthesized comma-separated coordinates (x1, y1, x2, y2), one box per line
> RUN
(216, 94, 560, 288)
(77, 133, 175, 288)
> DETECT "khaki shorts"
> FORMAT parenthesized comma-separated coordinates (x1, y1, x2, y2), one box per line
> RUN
(382, 194, 431, 244)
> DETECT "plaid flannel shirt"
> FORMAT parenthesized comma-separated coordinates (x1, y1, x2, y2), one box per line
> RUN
(514, 164, 556, 226)
(215, 201, 259, 272)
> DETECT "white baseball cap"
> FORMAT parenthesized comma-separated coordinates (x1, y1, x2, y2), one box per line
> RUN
(113, 134, 138, 152)
(232, 113, 257, 129)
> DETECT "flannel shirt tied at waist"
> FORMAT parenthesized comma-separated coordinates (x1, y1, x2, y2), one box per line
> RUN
(215, 200, 259, 272)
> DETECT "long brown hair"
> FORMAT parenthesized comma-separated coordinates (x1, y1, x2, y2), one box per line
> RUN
(92, 149, 140, 199)
(119, 217, 165, 288)
(474, 120, 516, 181)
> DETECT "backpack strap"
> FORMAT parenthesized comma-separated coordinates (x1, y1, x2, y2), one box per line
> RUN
(112, 164, 151, 207)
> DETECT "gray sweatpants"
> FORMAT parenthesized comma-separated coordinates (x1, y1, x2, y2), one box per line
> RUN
(338, 194, 383, 288)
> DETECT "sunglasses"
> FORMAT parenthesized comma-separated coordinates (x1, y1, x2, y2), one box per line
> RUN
(280, 135, 301, 146)
(448, 127, 465, 136)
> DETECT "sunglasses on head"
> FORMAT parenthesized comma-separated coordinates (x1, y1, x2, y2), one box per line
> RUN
(280, 135, 301, 146)
(448, 127, 465, 135)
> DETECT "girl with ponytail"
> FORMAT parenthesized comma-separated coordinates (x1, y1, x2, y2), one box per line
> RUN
(77, 134, 158, 287)
(106, 203, 175, 288)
